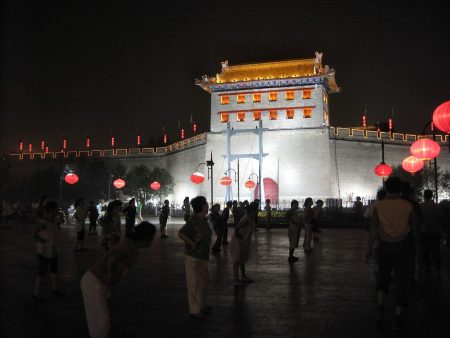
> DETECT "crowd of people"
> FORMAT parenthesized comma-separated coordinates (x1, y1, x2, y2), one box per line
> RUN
(2, 180, 448, 337)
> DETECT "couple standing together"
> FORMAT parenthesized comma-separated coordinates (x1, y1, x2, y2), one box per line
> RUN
(178, 196, 258, 318)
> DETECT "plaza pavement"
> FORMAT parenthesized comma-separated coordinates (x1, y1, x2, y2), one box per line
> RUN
(0, 218, 449, 338)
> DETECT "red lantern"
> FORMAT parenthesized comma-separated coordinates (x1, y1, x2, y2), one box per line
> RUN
(220, 176, 232, 186)
(245, 180, 256, 189)
(113, 178, 126, 189)
(402, 156, 424, 174)
(150, 181, 161, 190)
(410, 138, 441, 161)
(374, 163, 392, 178)
(190, 172, 205, 184)
(432, 100, 450, 134)
(64, 173, 79, 184)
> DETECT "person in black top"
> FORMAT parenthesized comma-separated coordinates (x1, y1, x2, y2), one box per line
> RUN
(123, 198, 137, 235)
(88, 201, 99, 236)
(159, 200, 170, 238)
(210, 204, 222, 253)
(220, 201, 232, 245)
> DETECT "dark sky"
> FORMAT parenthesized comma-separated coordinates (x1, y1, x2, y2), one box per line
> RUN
(1, 0, 449, 154)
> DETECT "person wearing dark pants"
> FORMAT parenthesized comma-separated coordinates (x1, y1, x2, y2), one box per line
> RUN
(88, 201, 99, 236)
(123, 198, 137, 235)
(159, 199, 170, 238)
(419, 189, 443, 274)
(219, 201, 232, 247)
(367, 177, 417, 331)
(33, 201, 65, 300)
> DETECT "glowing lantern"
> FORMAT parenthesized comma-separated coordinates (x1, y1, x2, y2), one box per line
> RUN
(63, 138, 67, 150)
(41, 140, 45, 150)
(150, 181, 161, 190)
(432, 100, 450, 134)
(19, 141, 23, 152)
(64, 173, 79, 184)
(163, 134, 167, 145)
(193, 123, 197, 135)
(190, 172, 205, 184)
(113, 178, 126, 189)
(410, 138, 440, 161)
(181, 128, 185, 140)
(220, 176, 232, 186)
(362, 114, 366, 128)
(402, 156, 424, 174)
(374, 163, 392, 178)
(28, 143, 32, 153)
(86, 137, 90, 148)
(245, 180, 256, 189)
(137, 134, 141, 146)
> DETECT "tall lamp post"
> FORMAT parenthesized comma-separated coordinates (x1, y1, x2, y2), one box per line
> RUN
(206, 152, 215, 207)
(249, 173, 261, 204)
(196, 152, 215, 207)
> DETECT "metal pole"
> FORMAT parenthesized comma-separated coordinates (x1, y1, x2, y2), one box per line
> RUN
(258, 120, 263, 206)
(226, 122, 232, 202)
(210, 152, 214, 207)
(108, 166, 111, 201)
(237, 158, 240, 202)
(59, 155, 62, 207)
(433, 128, 438, 203)
(207, 152, 214, 208)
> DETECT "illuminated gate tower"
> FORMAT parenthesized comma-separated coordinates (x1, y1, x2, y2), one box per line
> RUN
(196, 52, 340, 205)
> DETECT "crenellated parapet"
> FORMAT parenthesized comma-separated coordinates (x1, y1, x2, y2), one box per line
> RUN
(330, 127, 449, 145)
(9, 133, 207, 161)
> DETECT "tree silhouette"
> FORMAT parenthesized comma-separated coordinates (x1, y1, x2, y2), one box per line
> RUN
(123, 165, 174, 206)
(391, 164, 450, 199)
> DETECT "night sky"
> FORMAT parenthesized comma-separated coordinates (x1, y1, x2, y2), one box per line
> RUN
(1, 1, 449, 155)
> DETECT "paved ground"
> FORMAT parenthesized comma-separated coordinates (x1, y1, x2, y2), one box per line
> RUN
(0, 218, 449, 338)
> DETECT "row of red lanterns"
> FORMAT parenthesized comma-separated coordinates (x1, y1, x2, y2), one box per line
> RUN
(64, 174, 160, 191)
(190, 172, 257, 189)
(374, 132, 442, 178)
(220, 176, 256, 189)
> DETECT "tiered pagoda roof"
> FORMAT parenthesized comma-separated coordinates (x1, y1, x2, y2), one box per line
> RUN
(196, 53, 340, 93)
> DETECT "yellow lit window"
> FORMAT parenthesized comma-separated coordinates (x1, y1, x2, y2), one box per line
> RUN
(253, 111, 261, 121)
(221, 96, 230, 104)
(303, 90, 312, 99)
(285, 91, 295, 100)
(253, 93, 261, 102)
(237, 94, 245, 103)
(221, 113, 229, 123)
(269, 110, 278, 120)
(237, 112, 246, 122)
(286, 109, 295, 119)
(303, 108, 312, 118)
(269, 92, 277, 101)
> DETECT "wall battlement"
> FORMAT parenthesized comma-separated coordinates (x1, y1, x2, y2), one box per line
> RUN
(9, 127, 449, 161)
(9, 133, 207, 161)
(330, 127, 449, 145)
